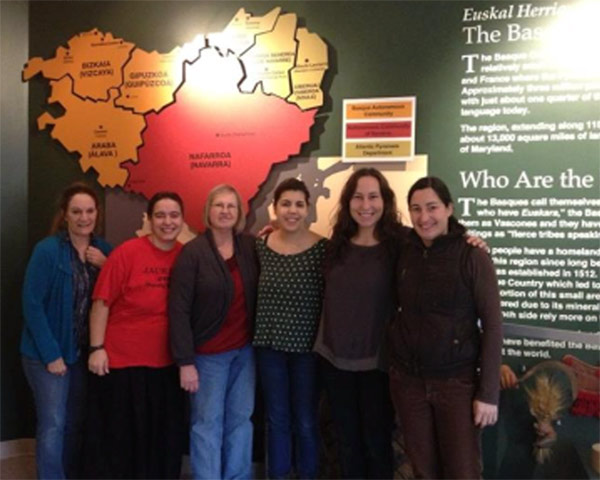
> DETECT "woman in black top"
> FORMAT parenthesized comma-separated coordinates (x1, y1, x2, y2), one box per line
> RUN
(388, 176, 502, 479)
(315, 168, 405, 479)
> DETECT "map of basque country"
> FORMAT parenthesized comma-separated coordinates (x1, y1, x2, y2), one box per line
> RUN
(23, 7, 328, 230)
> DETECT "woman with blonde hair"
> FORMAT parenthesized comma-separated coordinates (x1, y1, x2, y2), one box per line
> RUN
(169, 184, 259, 480)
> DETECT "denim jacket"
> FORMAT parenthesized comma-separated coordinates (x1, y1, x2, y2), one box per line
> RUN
(21, 232, 112, 365)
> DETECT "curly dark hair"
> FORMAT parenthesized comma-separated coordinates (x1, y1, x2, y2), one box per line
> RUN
(147, 191, 185, 217)
(50, 182, 103, 235)
(273, 178, 310, 205)
(327, 168, 404, 267)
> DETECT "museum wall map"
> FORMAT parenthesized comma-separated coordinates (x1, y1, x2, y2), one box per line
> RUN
(22, 7, 328, 230)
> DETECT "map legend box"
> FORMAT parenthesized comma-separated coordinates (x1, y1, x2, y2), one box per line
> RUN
(342, 96, 416, 163)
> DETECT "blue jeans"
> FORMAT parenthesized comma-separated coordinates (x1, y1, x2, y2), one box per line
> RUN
(256, 348, 319, 479)
(22, 356, 87, 480)
(189, 344, 255, 479)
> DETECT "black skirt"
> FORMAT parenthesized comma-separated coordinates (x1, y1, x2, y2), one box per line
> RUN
(83, 365, 185, 479)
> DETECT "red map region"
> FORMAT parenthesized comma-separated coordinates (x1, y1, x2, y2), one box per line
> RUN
(346, 121, 412, 139)
(124, 73, 317, 231)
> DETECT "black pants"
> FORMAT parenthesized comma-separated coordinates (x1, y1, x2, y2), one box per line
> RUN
(319, 357, 394, 479)
(83, 365, 185, 479)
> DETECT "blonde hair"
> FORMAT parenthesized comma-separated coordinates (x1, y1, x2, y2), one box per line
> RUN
(203, 184, 246, 233)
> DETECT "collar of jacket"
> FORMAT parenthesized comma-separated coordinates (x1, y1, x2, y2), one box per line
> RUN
(57, 229, 99, 246)
(408, 221, 467, 251)
(204, 227, 241, 259)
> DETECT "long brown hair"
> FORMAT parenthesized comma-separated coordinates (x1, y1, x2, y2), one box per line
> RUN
(50, 183, 102, 235)
(327, 168, 403, 266)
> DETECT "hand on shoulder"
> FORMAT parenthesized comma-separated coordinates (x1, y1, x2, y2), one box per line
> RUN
(464, 234, 490, 252)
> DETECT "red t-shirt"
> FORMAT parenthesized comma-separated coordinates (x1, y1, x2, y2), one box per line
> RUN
(196, 256, 250, 354)
(93, 236, 182, 368)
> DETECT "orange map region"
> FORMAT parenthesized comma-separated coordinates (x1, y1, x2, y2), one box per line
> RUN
(123, 51, 316, 231)
(23, 29, 135, 101)
(208, 7, 280, 56)
(37, 76, 146, 187)
(288, 27, 328, 110)
(115, 35, 205, 114)
(240, 13, 298, 98)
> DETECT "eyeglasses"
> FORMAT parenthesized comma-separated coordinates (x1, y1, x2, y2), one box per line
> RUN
(211, 202, 238, 211)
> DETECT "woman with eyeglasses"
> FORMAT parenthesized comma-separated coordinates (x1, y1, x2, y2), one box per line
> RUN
(169, 184, 259, 480)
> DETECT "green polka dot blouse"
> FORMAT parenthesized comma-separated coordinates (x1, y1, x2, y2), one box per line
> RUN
(253, 237, 326, 353)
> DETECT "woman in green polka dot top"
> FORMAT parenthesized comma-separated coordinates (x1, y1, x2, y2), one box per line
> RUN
(254, 178, 326, 479)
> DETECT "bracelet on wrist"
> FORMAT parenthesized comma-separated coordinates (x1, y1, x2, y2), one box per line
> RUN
(89, 344, 104, 353)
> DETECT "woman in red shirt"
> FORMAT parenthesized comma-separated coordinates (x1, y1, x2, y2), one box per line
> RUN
(86, 192, 186, 479)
